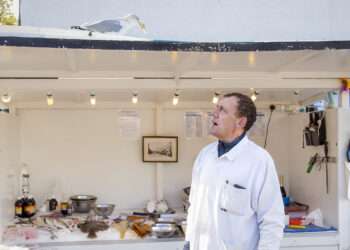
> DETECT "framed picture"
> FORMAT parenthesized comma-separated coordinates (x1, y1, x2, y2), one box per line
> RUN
(142, 136, 178, 162)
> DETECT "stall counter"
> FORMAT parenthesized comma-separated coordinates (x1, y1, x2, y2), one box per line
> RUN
(11, 232, 338, 250)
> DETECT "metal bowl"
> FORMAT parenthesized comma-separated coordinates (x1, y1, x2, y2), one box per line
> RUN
(70, 195, 97, 213)
(151, 223, 177, 238)
(93, 203, 115, 218)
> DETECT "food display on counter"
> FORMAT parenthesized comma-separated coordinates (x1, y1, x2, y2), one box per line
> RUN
(4, 188, 187, 246)
(78, 220, 109, 239)
(3, 202, 187, 245)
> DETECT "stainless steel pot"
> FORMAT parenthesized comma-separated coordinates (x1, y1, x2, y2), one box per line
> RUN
(70, 195, 97, 213)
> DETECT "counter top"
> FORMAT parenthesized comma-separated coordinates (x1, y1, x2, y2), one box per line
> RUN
(5, 228, 338, 249)
(2, 210, 339, 249)
(282, 231, 339, 247)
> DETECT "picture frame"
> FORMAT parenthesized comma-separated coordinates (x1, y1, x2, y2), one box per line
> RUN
(142, 136, 178, 163)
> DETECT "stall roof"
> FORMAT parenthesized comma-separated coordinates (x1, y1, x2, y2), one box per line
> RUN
(0, 26, 349, 105)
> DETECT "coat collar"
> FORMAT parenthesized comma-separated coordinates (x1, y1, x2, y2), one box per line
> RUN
(218, 135, 249, 161)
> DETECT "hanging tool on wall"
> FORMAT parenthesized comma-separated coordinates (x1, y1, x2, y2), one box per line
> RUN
(324, 141, 329, 194)
(306, 153, 319, 173)
(303, 110, 330, 193)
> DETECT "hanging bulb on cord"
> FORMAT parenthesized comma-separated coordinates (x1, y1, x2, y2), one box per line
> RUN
(1, 93, 11, 103)
(251, 91, 258, 102)
(132, 93, 138, 104)
(212, 92, 220, 104)
(172, 93, 179, 105)
(90, 93, 96, 106)
(47, 94, 54, 106)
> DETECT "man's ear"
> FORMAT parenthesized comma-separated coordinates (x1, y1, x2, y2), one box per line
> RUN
(237, 117, 247, 129)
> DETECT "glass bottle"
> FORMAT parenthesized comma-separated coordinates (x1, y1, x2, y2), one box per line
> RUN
(49, 196, 58, 211)
(15, 197, 23, 218)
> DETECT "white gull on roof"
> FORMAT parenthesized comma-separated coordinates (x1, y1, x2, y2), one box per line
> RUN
(71, 14, 146, 35)
(0, 25, 151, 41)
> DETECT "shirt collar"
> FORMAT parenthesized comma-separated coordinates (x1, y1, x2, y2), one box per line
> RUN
(218, 132, 246, 158)
(215, 135, 249, 161)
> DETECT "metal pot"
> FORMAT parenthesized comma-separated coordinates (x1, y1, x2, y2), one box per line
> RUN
(70, 195, 97, 213)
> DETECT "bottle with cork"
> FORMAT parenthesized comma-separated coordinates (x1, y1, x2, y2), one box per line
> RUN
(14, 164, 37, 219)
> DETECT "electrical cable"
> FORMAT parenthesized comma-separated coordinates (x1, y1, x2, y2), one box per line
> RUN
(264, 104, 275, 148)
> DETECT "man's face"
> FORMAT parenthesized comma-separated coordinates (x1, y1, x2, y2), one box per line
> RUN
(210, 96, 246, 141)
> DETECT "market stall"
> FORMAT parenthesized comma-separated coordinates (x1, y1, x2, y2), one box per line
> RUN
(0, 27, 350, 249)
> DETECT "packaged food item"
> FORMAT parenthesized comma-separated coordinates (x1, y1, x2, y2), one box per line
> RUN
(49, 196, 58, 211)
(60, 201, 69, 216)
(23, 196, 36, 218)
(15, 197, 23, 217)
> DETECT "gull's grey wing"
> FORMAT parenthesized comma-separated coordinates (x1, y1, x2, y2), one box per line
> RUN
(83, 20, 123, 33)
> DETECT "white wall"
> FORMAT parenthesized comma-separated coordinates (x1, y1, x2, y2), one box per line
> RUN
(0, 113, 20, 235)
(288, 110, 338, 228)
(16, 105, 290, 211)
(18, 108, 156, 209)
(337, 108, 350, 250)
(256, 111, 291, 193)
(20, 0, 350, 42)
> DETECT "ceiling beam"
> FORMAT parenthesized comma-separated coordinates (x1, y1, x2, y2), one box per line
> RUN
(0, 78, 340, 91)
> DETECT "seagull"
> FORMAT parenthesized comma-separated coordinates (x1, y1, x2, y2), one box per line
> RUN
(71, 14, 146, 35)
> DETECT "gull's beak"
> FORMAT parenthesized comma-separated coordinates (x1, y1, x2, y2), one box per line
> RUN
(138, 21, 146, 33)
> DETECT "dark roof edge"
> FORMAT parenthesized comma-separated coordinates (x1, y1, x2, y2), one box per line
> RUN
(1, 37, 350, 52)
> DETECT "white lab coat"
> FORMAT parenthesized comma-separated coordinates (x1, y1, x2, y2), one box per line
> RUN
(186, 136, 285, 250)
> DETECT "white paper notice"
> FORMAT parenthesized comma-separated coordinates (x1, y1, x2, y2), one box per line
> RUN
(185, 112, 203, 138)
(205, 112, 214, 136)
(249, 112, 266, 137)
(119, 111, 140, 139)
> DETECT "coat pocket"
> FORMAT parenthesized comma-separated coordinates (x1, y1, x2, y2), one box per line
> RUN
(219, 180, 250, 216)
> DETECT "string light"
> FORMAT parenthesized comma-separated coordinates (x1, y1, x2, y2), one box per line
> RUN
(132, 93, 138, 104)
(251, 91, 258, 102)
(90, 93, 96, 106)
(47, 94, 54, 106)
(1, 93, 11, 103)
(212, 92, 220, 104)
(172, 93, 179, 105)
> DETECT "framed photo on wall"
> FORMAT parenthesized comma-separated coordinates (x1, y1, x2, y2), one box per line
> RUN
(142, 136, 178, 162)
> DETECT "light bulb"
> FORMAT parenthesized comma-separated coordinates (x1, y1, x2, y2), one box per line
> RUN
(132, 93, 138, 104)
(47, 94, 54, 106)
(251, 92, 258, 102)
(1, 93, 11, 103)
(212, 92, 219, 104)
(172, 93, 179, 105)
(90, 93, 96, 106)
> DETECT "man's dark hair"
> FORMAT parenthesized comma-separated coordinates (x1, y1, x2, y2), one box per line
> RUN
(223, 92, 257, 132)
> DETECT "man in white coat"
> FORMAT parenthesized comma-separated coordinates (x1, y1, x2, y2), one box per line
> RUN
(184, 92, 285, 250)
